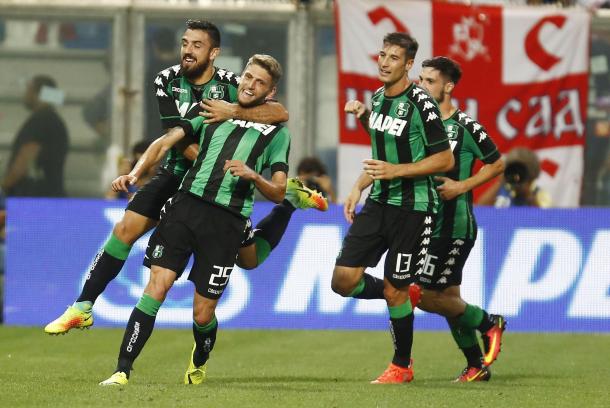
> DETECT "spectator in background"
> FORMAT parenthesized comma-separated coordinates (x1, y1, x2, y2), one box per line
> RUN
(584, 32, 610, 205)
(296, 156, 336, 203)
(477, 147, 551, 208)
(105, 140, 155, 200)
(82, 53, 112, 150)
(2, 75, 69, 197)
(145, 27, 178, 139)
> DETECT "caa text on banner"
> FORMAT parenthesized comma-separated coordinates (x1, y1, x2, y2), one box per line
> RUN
(335, 0, 589, 206)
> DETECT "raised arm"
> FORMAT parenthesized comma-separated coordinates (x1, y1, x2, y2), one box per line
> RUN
(112, 126, 185, 192)
(344, 99, 371, 133)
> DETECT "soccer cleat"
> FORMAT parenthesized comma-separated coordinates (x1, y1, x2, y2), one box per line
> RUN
(408, 283, 421, 308)
(44, 305, 93, 335)
(184, 343, 207, 384)
(99, 371, 128, 386)
(371, 361, 414, 384)
(285, 178, 328, 211)
(453, 366, 491, 382)
(482, 314, 506, 366)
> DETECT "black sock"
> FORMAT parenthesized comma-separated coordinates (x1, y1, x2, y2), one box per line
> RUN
(477, 311, 495, 333)
(351, 273, 384, 299)
(254, 200, 295, 250)
(192, 318, 218, 367)
(116, 307, 157, 377)
(76, 250, 126, 304)
(390, 313, 414, 368)
(462, 345, 484, 368)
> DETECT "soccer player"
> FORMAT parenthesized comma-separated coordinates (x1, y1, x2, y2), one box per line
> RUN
(336, 33, 454, 384)
(44, 20, 324, 334)
(415, 56, 506, 382)
(100, 54, 290, 386)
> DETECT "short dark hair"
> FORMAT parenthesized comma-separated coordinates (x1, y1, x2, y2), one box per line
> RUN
(246, 54, 283, 86)
(297, 157, 327, 176)
(422, 56, 462, 85)
(31, 75, 57, 93)
(186, 19, 221, 48)
(383, 32, 419, 60)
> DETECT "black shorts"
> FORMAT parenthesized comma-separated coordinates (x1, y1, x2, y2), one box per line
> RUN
(336, 198, 435, 288)
(144, 192, 248, 299)
(417, 237, 475, 289)
(126, 167, 182, 220)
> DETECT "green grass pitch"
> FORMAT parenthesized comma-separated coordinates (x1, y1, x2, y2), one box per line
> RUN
(1, 327, 609, 407)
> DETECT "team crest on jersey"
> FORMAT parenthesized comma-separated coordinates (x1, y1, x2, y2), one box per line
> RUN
(394, 102, 409, 118)
(207, 84, 226, 100)
(445, 124, 458, 140)
(152, 245, 164, 259)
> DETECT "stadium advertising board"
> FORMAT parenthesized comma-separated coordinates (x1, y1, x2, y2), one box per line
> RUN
(5, 198, 610, 332)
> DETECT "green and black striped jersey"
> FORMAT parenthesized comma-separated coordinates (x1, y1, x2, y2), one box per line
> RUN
(154, 65, 239, 178)
(367, 83, 450, 212)
(177, 116, 290, 218)
(433, 110, 501, 239)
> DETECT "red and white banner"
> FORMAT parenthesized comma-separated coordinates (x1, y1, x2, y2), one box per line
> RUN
(335, 0, 590, 207)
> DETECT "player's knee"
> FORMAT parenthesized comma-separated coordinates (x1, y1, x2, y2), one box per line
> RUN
(420, 290, 444, 313)
(235, 246, 258, 270)
(424, 290, 463, 317)
(235, 257, 257, 270)
(330, 267, 357, 296)
(112, 220, 139, 245)
(145, 270, 174, 300)
(193, 306, 215, 326)
(383, 284, 401, 303)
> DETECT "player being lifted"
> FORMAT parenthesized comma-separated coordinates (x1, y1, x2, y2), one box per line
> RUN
(99, 54, 291, 386)
(336, 33, 454, 384)
(44, 20, 326, 335)
(415, 56, 506, 382)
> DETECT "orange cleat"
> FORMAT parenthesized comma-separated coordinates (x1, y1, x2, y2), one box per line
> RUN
(453, 366, 491, 382)
(371, 361, 414, 384)
(482, 314, 506, 366)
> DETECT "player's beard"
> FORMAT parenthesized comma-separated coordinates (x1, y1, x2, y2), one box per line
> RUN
(181, 55, 211, 80)
(435, 90, 445, 104)
(237, 92, 266, 108)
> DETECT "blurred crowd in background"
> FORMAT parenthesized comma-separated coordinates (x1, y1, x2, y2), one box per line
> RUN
(0, 0, 608, 207)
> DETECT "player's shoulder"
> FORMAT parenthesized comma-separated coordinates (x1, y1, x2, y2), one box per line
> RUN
(213, 67, 240, 87)
(406, 84, 435, 109)
(453, 110, 488, 139)
(154, 64, 181, 85)
(372, 86, 385, 99)
(405, 84, 441, 124)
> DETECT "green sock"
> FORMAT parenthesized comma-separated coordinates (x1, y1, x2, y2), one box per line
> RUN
(73, 301, 92, 312)
(103, 234, 132, 261)
(254, 237, 271, 266)
(458, 304, 484, 329)
(193, 316, 218, 333)
(136, 294, 162, 317)
(388, 301, 413, 319)
(450, 324, 478, 348)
